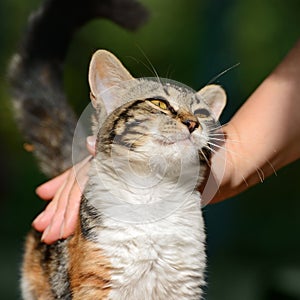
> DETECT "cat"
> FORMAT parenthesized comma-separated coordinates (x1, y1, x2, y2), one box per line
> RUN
(9, 0, 226, 299)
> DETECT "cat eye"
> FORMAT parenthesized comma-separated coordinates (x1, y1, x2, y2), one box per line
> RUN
(194, 108, 210, 118)
(150, 100, 168, 110)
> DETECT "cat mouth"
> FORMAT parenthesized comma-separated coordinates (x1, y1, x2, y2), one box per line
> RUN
(155, 134, 193, 146)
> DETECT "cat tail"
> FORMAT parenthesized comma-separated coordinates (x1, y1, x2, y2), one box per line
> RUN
(8, 0, 148, 177)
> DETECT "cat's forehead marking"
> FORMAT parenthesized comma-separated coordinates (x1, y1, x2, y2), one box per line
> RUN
(162, 84, 195, 110)
(195, 94, 205, 104)
(194, 96, 201, 104)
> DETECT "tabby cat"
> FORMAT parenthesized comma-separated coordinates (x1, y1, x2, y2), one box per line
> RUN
(9, 0, 226, 299)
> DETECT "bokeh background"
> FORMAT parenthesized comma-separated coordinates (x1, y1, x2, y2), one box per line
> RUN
(0, 0, 299, 299)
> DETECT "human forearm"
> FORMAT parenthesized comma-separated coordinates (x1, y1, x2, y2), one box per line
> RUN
(210, 38, 300, 203)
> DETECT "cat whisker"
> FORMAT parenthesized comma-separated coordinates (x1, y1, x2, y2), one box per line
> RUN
(128, 55, 160, 81)
(209, 136, 241, 144)
(165, 64, 175, 79)
(207, 134, 227, 139)
(207, 121, 230, 131)
(204, 145, 249, 187)
(208, 133, 278, 178)
(136, 45, 162, 86)
(206, 63, 240, 86)
(206, 141, 266, 183)
(262, 158, 277, 177)
(199, 148, 212, 168)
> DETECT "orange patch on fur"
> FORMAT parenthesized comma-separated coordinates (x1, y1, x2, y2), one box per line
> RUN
(23, 143, 35, 152)
(22, 231, 53, 299)
(68, 226, 112, 299)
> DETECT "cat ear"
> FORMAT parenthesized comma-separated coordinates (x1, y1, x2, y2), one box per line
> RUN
(196, 84, 226, 120)
(88, 50, 134, 114)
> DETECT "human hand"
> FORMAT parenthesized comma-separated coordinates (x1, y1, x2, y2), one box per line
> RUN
(32, 136, 96, 244)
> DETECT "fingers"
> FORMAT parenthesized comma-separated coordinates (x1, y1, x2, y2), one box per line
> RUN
(33, 156, 92, 244)
(32, 135, 95, 244)
(61, 161, 90, 239)
(36, 171, 69, 201)
(32, 169, 70, 231)
(33, 169, 71, 231)
(41, 169, 76, 244)
(42, 157, 91, 244)
(32, 192, 61, 231)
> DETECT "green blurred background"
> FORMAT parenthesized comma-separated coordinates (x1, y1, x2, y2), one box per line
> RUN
(0, 0, 299, 299)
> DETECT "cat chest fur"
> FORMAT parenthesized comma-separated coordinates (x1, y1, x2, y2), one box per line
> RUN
(83, 193, 206, 300)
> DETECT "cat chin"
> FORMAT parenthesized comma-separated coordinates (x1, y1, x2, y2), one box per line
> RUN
(156, 136, 206, 161)
(151, 128, 209, 152)
(152, 134, 197, 152)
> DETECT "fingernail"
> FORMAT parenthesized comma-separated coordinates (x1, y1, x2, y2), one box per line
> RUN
(86, 136, 96, 148)
(59, 222, 65, 240)
(32, 212, 45, 225)
(41, 226, 50, 242)
(35, 186, 42, 195)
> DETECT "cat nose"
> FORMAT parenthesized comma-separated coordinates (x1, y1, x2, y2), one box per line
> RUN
(182, 119, 200, 133)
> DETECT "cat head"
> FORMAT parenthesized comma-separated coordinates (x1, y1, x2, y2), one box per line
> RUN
(88, 50, 226, 186)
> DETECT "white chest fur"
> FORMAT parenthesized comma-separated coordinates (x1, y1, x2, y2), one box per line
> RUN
(94, 192, 206, 300)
